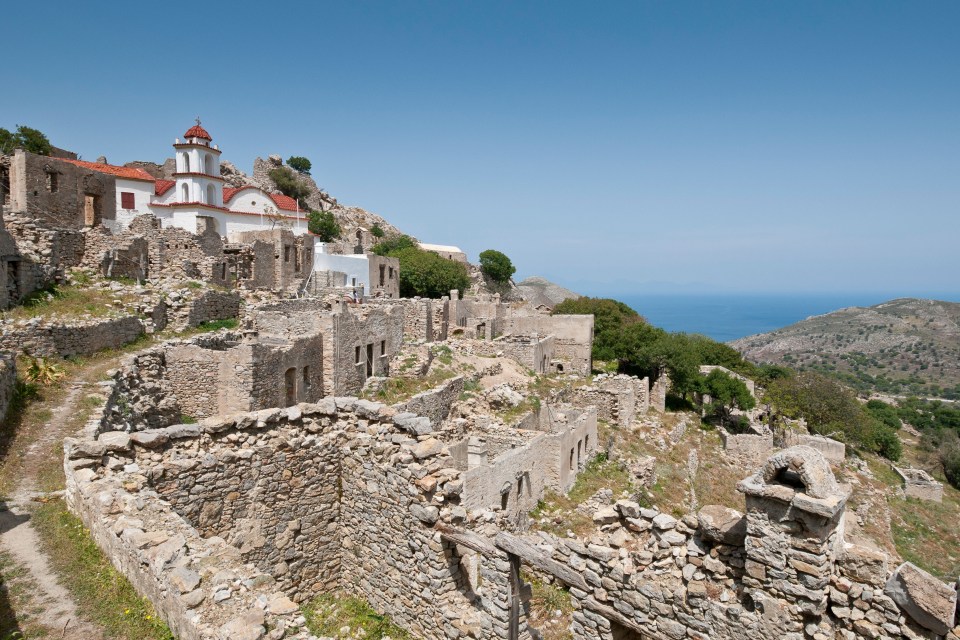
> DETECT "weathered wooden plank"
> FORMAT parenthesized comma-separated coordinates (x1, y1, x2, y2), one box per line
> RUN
(434, 523, 504, 558)
(494, 532, 589, 591)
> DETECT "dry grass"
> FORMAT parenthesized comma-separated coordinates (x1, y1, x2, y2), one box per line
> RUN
(0, 549, 58, 639)
(362, 368, 458, 405)
(301, 593, 411, 639)
(0, 284, 138, 321)
(531, 454, 634, 537)
(524, 573, 573, 640)
(31, 500, 173, 640)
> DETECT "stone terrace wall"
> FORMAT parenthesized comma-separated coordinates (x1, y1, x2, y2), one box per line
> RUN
(0, 352, 14, 425)
(0, 315, 144, 358)
(163, 289, 241, 332)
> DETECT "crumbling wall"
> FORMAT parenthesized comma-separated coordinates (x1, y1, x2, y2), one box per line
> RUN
(395, 375, 465, 426)
(500, 313, 594, 375)
(783, 431, 846, 463)
(0, 315, 144, 358)
(9, 150, 117, 228)
(894, 466, 944, 503)
(65, 393, 502, 640)
(719, 426, 774, 467)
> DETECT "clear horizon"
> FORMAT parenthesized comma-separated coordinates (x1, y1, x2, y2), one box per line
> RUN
(3, 1, 958, 297)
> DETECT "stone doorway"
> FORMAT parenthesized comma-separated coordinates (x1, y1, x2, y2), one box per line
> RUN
(609, 620, 645, 640)
(284, 367, 296, 406)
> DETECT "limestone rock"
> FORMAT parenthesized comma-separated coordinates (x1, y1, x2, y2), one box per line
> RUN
(168, 567, 201, 593)
(884, 562, 957, 635)
(411, 438, 444, 460)
(99, 431, 132, 452)
(592, 506, 619, 525)
(697, 505, 747, 546)
(219, 609, 266, 640)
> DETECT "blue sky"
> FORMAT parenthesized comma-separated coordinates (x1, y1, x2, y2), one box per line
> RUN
(4, 1, 958, 297)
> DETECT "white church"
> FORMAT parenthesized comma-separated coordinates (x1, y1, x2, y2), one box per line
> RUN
(62, 121, 310, 237)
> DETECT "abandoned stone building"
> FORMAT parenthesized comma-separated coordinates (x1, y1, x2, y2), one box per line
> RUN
(66, 358, 960, 640)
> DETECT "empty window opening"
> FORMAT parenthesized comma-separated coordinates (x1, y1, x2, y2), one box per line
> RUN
(284, 246, 291, 262)
(388, 266, 394, 279)
(577, 440, 582, 466)
(204, 153, 214, 175)
(46, 172, 58, 193)
(284, 368, 296, 407)
(501, 491, 509, 511)
(182, 153, 191, 172)
(379, 264, 385, 286)
(302, 366, 311, 389)
(355, 346, 362, 365)
(569, 448, 575, 470)
(120, 192, 135, 210)
(517, 475, 524, 497)
(180, 183, 190, 202)
(585, 435, 590, 453)
(380, 340, 386, 356)
(206, 184, 215, 205)
(366, 343, 374, 378)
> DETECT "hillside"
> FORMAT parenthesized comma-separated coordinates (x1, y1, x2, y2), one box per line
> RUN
(731, 298, 960, 399)
(514, 276, 581, 308)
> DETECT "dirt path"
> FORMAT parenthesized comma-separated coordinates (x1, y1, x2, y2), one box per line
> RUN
(0, 378, 105, 639)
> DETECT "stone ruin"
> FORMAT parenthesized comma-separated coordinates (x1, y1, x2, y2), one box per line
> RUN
(65, 338, 960, 640)
(894, 466, 944, 503)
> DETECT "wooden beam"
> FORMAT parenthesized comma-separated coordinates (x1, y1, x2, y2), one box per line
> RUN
(434, 524, 504, 558)
(494, 532, 589, 591)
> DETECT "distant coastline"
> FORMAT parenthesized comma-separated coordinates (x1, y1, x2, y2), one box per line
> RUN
(611, 292, 960, 342)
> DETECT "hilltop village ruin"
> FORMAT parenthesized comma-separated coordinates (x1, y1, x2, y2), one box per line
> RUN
(1, 126, 957, 640)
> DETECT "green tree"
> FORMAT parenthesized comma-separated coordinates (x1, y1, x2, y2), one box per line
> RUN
(307, 209, 341, 242)
(699, 368, 757, 427)
(478, 249, 516, 284)
(553, 297, 645, 361)
(370, 223, 385, 238)
(0, 128, 16, 154)
(766, 372, 901, 460)
(0, 125, 53, 155)
(287, 156, 312, 175)
(269, 166, 311, 204)
(864, 399, 902, 431)
(372, 234, 416, 256)
(391, 247, 470, 298)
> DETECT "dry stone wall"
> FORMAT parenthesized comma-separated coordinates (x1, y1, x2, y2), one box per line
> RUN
(0, 315, 144, 358)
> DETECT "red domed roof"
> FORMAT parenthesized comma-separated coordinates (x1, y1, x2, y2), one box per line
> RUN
(183, 124, 212, 140)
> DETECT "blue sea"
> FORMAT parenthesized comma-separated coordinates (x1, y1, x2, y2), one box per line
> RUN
(614, 293, 960, 343)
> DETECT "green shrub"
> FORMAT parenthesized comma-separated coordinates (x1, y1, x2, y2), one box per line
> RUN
(268, 166, 311, 203)
(307, 209, 341, 241)
(391, 247, 469, 299)
(478, 249, 516, 284)
(287, 156, 312, 175)
(370, 223, 385, 238)
(372, 234, 416, 256)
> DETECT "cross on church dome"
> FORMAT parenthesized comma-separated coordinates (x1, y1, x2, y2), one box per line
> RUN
(184, 118, 212, 141)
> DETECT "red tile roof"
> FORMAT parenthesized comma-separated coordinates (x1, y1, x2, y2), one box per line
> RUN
(269, 193, 299, 212)
(154, 180, 175, 196)
(184, 124, 212, 140)
(222, 186, 299, 212)
(57, 158, 155, 182)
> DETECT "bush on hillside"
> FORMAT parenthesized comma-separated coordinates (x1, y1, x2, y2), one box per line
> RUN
(389, 247, 469, 299)
(372, 234, 416, 256)
(698, 368, 756, 427)
(287, 156, 312, 175)
(308, 209, 341, 242)
(370, 223, 385, 238)
(478, 249, 516, 284)
(766, 372, 901, 460)
(269, 166, 311, 204)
